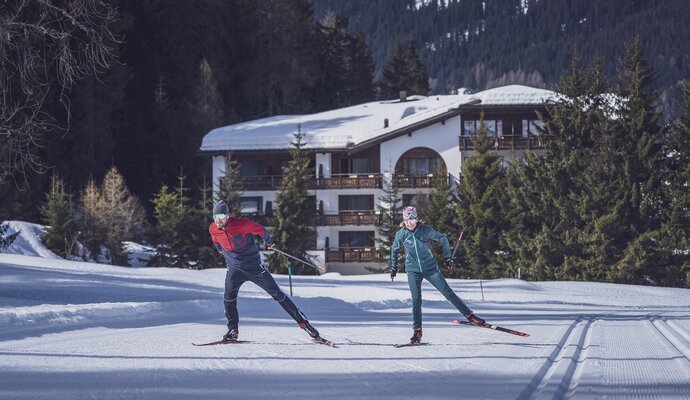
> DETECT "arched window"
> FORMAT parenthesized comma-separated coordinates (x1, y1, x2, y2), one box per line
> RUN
(395, 148, 446, 176)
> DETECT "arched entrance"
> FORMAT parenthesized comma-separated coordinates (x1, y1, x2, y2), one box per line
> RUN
(394, 147, 447, 189)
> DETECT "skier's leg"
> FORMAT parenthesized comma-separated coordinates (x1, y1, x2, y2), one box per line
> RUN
(425, 268, 472, 315)
(406, 270, 424, 328)
(224, 267, 246, 329)
(247, 264, 308, 324)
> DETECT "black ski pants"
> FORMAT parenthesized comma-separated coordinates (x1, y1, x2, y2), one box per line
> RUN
(224, 263, 307, 329)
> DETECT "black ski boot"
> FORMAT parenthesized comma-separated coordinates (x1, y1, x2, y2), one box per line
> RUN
(223, 327, 239, 341)
(410, 327, 423, 343)
(299, 321, 320, 338)
(464, 313, 486, 326)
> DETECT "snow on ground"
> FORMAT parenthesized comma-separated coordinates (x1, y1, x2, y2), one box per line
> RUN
(1, 224, 689, 399)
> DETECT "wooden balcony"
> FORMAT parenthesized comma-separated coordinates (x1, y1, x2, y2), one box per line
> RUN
(326, 247, 377, 262)
(394, 174, 447, 188)
(242, 174, 382, 191)
(459, 135, 548, 151)
(319, 213, 378, 226)
(312, 174, 382, 189)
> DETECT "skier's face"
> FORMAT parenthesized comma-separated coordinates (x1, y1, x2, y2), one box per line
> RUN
(214, 213, 229, 228)
(404, 218, 418, 230)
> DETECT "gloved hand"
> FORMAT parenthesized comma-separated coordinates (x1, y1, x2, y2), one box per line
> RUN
(390, 268, 397, 281)
(266, 242, 275, 250)
(443, 257, 454, 271)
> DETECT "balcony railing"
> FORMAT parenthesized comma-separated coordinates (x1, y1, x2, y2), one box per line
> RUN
(241, 174, 382, 191)
(459, 135, 548, 151)
(326, 247, 377, 262)
(394, 174, 447, 188)
(320, 213, 378, 226)
(312, 174, 382, 189)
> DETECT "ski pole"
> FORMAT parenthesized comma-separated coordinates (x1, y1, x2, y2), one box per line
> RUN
(270, 247, 324, 273)
(287, 263, 293, 296)
(448, 229, 465, 271)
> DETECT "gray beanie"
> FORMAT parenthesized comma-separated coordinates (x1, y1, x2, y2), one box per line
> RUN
(213, 200, 229, 215)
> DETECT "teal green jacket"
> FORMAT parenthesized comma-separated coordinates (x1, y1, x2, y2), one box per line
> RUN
(391, 224, 451, 273)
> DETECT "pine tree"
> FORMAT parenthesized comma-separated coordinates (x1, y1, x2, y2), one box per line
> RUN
(607, 37, 666, 284)
(405, 40, 430, 96)
(41, 175, 78, 258)
(99, 166, 146, 266)
(149, 185, 182, 268)
(379, 40, 409, 99)
(375, 168, 403, 271)
(662, 81, 690, 286)
(455, 116, 508, 279)
(270, 130, 317, 274)
(193, 177, 226, 269)
(423, 176, 459, 266)
(216, 152, 243, 216)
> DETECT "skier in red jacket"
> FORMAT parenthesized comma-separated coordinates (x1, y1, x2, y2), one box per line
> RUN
(209, 200, 320, 341)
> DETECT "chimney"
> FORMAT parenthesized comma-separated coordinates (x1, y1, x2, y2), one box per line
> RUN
(384, 118, 389, 128)
(399, 90, 407, 102)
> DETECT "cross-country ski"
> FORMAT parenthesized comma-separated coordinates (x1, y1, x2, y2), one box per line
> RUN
(451, 319, 530, 337)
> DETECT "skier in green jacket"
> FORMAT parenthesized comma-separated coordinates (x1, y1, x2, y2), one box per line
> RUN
(391, 206, 486, 343)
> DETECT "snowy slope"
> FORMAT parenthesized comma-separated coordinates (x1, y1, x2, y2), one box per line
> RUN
(1, 226, 689, 399)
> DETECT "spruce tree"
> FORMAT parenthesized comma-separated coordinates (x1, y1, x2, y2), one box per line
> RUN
(455, 116, 508, 279)
(375, 167, 403, 271)
(662, 81, 690, 286)
(193, 177, 226, 269)
(149, 185, 184, 268)
(216, 152, 243, 216)
(270, 130, 317, 274)
(378, 40, 409, 99)
(41, 175, 78, 258)
(424, 176, 459, 267)
(607, 37, 666, 284)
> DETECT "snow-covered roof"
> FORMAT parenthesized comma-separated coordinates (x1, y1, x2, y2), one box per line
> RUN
(200, 85, 555, 152)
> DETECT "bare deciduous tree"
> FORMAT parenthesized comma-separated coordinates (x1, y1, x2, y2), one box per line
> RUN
(0, 0, 119, 185)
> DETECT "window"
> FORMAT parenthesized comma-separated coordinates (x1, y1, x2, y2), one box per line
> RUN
(352, 158, 374, 173)
(339, 231, 375, 247)
(240, 161, 259, 177)
(339, 195, 374, 213)
(400, 157, 441, 175)
(463, 119, 503, 137)
(240, 197, 262, 214)
(522, 119, 544, 137)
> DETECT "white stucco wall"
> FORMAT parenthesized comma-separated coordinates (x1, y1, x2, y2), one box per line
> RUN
(379, 115, 462, 180)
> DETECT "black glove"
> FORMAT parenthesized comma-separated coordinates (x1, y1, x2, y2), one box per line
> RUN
(443, 257, 454, 271)
(390, 268, 397, 281)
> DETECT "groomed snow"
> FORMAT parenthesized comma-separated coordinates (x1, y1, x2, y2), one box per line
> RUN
(1, 222, 689, 399)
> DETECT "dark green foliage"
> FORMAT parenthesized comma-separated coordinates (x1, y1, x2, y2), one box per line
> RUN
(216, 153, 243, 216)
(41, 175, 78, 258)
(424, 176, 459, 266)
(379, 39, 430, 99)
(375, 169, 403, 271)
(270, 131, 317, 274)
(455, 116, 509, 279)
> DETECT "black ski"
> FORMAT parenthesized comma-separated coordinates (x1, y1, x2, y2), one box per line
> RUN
(313, 336, 338, 348)
(393, 342, 430, 348)
(451, 319, 530, 337)
(192, 339, 252, 346)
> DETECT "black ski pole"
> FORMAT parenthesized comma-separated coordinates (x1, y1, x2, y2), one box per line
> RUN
(270, 247, 324, 274)
(449, 229, 464, 272)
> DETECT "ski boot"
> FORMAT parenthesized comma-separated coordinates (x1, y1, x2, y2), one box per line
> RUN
(223, 327, 239, 341)
(464, 312, 486, 326)
(299, 321, 320, 338)
(410, 327, 423, 343)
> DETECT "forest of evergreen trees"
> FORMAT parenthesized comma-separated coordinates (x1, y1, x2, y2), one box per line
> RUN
(1, 1, 688, 287)
(313, 0, 690, 117)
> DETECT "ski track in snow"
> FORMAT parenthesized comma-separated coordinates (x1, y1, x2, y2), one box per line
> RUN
(1, 250, 690, 399)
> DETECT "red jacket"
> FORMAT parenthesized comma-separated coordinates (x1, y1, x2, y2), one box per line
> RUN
(209, 217, 272, 268)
